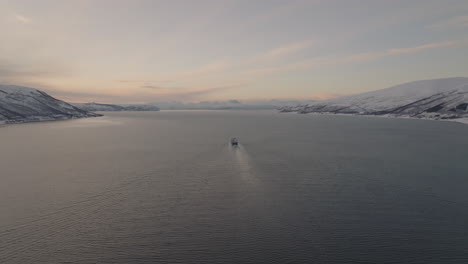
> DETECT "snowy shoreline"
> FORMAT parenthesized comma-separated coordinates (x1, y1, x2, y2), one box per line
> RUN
(450, 118, 468, 125)
(280, 111, 468, 125)
(0, 114, 102, 125)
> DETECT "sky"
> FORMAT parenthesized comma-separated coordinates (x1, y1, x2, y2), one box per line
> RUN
(1, 0, 468, 103)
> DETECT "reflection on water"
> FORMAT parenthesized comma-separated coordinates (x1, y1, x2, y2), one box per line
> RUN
(1, 111, 468, 263)
(56, 116, 123, 128)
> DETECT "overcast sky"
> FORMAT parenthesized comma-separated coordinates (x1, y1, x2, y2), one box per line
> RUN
(1, 0, 468, 103)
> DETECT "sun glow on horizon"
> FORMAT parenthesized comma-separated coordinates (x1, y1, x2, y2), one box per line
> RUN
(1, 0, 468, 103)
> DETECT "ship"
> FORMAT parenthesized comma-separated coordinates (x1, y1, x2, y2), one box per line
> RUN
(230, 137, 239, 146)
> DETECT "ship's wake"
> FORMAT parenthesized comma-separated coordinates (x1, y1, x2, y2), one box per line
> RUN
(230, 144, 258, 185)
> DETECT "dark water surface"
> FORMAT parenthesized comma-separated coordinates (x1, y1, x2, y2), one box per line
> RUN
(1, 111, 468, 263)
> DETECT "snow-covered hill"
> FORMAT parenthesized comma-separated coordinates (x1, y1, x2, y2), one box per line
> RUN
(280, 77, 468, 120)
(72, 102, 160, 111)
(0, 85, 101, 124)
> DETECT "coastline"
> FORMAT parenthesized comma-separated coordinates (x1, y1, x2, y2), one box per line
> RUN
(0, 114, 103, 125)
(279, 110, 468, 125)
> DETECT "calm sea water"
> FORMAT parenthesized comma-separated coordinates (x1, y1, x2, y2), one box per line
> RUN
(1, 110, 468, 263)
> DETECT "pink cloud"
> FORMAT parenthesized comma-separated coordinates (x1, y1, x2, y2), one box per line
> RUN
(264, 41, 314, 59)
(14, 13, 31, 24)
(243, 39, 468, 76)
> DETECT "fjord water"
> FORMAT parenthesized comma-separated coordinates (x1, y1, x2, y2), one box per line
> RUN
(1, 111, 468, 264)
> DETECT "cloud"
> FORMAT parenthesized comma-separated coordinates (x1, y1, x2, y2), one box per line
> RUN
(45, 90, 130, 104)
(177, 61, 231, 79)
(0, 58, 73, 86)
(153, 40, 314, 84)
(14, 13, 32, 24)
(47, 83, 246, 103)
(0, 61, 59, 79)
(117, 80, 143, 83)
(107, 40, 314, 91)
(181, 61, 231, 78)
(155, 60, 232, 83)
(263, 41, 313, 59)
(240, 0, 323, 27)
(388, 41, 464, 55)
(141, 85, 163, 89)
(244, 39, 468, 76)
(343, 40, 465, 63)
(144, 83, 245, 101)
(429, 16, 468, 30)
(241, 40, 314, 68)
(117, 79, 176, 85)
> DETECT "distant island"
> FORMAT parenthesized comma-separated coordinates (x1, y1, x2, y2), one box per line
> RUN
(72, 100, 316, 111)
(150, 100, 315, 110)
(70, 100, 310, 111)
(280, 77, 468, 124)
(72, 102, 160, 112)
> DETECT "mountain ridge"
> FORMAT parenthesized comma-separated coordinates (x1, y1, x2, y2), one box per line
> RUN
(0, 85, 101, 124)
(280, 77, 468, 121)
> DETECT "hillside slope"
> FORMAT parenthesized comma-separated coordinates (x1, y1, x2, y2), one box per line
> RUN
(0, 85, 101, 124)
(280, 77, 468, 120)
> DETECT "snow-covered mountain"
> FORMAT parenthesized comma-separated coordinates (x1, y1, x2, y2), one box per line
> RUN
(280, 77, 468, 120)
(72, 102, 160, 111)
(0, 85, 101, 124)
